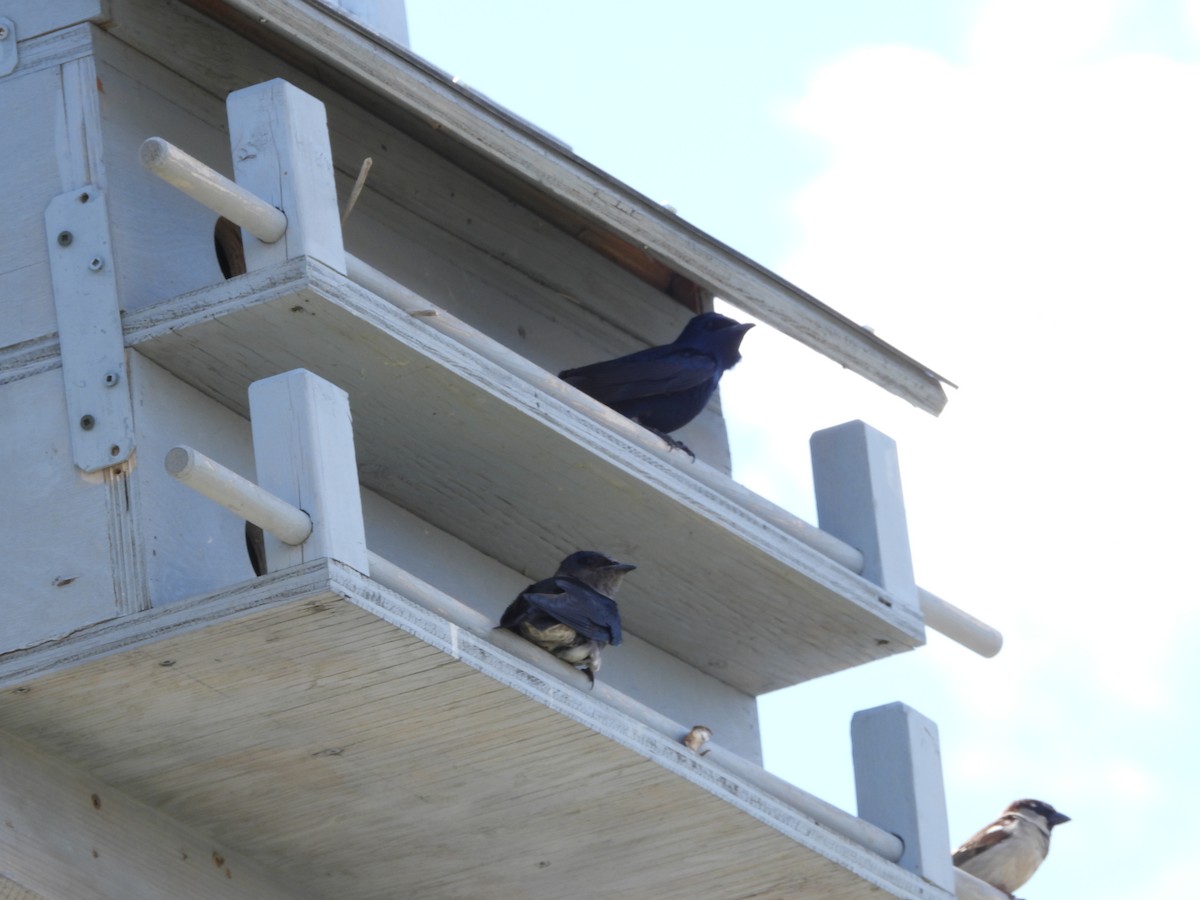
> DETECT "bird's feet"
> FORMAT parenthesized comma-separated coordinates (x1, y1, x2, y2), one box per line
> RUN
(650, 429, 695, 462)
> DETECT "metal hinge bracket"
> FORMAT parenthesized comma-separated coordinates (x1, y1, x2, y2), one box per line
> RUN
(44, 185, 134, 472)
(0, 17, 17, 77)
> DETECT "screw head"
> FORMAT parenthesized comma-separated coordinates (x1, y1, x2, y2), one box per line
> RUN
(89, 256, 104, 271)
(103, 371, 120, 387)
(57, 231, 73, 247)
(0, 26, 9, 40)
(80, 415, 95, 431)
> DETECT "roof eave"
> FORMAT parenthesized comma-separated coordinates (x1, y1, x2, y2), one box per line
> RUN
(186, 0, 952, 414)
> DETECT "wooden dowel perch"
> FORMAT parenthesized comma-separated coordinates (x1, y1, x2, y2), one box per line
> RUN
(140, 137, 287, 243)
(164, 445, 311, 545)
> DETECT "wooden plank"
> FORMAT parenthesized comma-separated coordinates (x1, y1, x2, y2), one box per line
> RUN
(0, 728, 316, 900)
(122, 258, 925, 695)
(0, 567, 947, 900)
(185, 0, 951, 414)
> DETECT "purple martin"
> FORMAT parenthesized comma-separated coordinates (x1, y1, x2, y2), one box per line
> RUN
(559, 312, 753, 459)
(499, 551, 635, 685)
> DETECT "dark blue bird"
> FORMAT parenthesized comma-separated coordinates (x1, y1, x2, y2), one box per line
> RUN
(559, 312, 753, 458)
(499, 551, 635, 686)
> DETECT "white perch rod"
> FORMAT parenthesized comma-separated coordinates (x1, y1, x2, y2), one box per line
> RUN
(347, 254, 1004, 658)
(164, 445, 312, 545)
(140, 137, 288, 243)
(165, 445, 905, 863)
(920, 588, 1002, 657)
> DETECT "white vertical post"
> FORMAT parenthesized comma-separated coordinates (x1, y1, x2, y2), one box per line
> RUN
(248, 369, 367, 573)
(226, 79, 346, 274)
(327, 0, 410, 47)
(810, 420, 917, 610)
(851, 702, 954, 891)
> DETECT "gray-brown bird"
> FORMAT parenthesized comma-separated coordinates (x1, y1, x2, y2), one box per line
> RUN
(952, 798, 1070, 897)
(499, 551, 635, 685)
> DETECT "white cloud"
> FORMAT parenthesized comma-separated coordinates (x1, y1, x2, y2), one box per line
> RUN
(741, 14, 1200, 895)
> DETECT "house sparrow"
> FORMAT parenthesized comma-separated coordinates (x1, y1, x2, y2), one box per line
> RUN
(952, 799, 1070, 896)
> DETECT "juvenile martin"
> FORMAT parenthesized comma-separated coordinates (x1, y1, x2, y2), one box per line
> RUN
(500, 551, 635, 686)
(559, 312, 753, 459)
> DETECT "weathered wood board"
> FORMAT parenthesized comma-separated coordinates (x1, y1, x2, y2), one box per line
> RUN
(0, 562, 945, 900)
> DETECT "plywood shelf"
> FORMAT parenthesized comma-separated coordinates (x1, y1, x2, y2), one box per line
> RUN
(123, 257, 924, 696)
(0, 561, 942, 900)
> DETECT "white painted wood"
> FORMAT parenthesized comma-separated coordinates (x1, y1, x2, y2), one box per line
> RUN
(77, 5, 740, 468)
(0, 560, 941, 900)
(919, 587, 1003, 658)
(322, 0, 409, 48)
(103, 460, 150, 615)
(44, 185, 134, 472)
(0, 18, 16, 76)
(249, 368, 368, 573)
(0, 36, 104, 351)
(812, 420, 919, 611)
(226, 79, 346, 273)
(57, 51, 105, 190)
(166, 444, 313, 544)
(851, 702, 955, 892)
(0, 729, 316, 900)
(139, 137, 287, 242)
(125, 352, 267, 605)
(211, 0, 950, 413)
(346, 253, 866, 571)
(123, 258, 927, 695)
(0, 367, 120, 653)
(0, 64, 63, 349)
(2, 0, 108, 41)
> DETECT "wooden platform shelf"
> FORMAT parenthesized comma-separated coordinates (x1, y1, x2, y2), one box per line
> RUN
(122, 257, 924, 696)
(0, 560, 945, 900)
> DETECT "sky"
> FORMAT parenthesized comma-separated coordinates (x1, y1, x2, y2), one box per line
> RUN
(404, 2, 1200, 897)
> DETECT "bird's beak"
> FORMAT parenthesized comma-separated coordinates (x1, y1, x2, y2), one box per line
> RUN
(1049, 811, 1071, 826)
(732, 322, 754, 334)
(608, 563, 637, 573)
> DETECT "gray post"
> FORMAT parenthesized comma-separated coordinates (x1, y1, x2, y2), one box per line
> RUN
(810, 420, 917, 611)
(851, 702, 954, 891)
(226, 79, 346, 274)
(249, 369, 368, 574)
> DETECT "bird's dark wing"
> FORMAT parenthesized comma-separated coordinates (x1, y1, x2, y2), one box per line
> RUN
(560, 347, 718, 405)
(519, 577, 622, 645)
(952, 819, 1014, 866)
